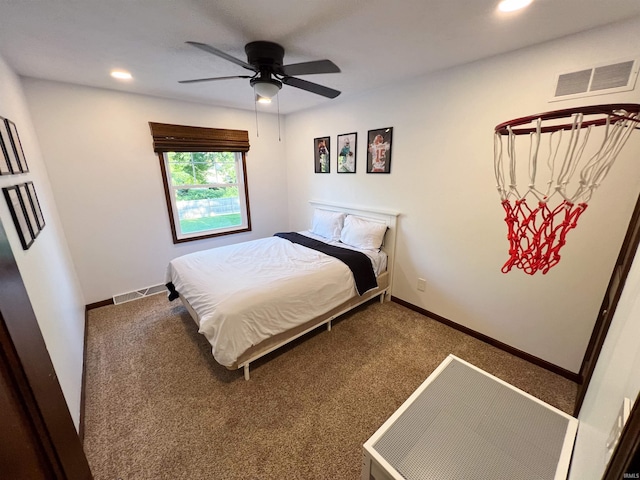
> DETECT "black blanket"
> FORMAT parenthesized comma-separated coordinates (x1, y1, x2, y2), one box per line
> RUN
(274, 232, 378, 295)
(166, 281, 179, 301)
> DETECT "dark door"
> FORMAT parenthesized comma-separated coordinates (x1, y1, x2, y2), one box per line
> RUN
(0, 218, 92, 479)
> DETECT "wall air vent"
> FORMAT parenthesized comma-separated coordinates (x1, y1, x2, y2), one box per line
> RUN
(113, 284, 166, 305)
(551, 59, 638, 102)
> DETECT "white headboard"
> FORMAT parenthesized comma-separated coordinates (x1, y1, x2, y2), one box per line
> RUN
(308, 200, 400, 297)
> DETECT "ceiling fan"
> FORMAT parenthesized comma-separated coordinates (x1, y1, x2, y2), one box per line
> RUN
(179, 41, 341, 101)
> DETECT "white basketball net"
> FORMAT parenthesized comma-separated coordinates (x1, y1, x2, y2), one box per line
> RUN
(494, 109, 639, 205)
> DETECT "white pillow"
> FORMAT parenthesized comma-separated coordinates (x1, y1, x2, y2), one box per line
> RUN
(340, 215, 387, 250)
(310, 209, 346, 241)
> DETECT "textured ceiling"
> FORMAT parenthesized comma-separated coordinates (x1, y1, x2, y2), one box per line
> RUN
(0, 0, 639, 114)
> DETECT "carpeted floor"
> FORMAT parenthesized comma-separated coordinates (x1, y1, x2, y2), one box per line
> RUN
(83, 294, 577, 480)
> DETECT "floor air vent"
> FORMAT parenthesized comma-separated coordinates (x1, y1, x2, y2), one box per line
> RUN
(113, 284, 166, 305)
(552, 59, 638, 102)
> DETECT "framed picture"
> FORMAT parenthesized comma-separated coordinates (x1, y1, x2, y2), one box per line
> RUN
(17, 183, 40, 240)
(0, 117, 20, 174)
(314, 136, 330, 173)
(2, 184, 35, 250)
(367, 127, 393, 174)
(6, 119, 28, 173)
(25, 181, 45, 231)
(337, 132, 357, 173)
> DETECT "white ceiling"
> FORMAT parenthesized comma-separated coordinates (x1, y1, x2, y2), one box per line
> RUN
(1, 0, 639, 115)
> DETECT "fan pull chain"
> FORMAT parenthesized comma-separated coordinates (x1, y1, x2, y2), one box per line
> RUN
(253, 87, 260, 138)
(277, 94, 281, 142)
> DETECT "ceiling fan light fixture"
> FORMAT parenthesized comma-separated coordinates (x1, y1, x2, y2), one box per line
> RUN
(181, 41, 341, 100)
(256, 95, 272, 104)
(251, 78, 282, 99)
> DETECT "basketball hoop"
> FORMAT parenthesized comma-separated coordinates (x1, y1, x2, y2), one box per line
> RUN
(494, 103, 640, 274)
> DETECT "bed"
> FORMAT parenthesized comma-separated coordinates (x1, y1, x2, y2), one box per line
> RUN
(165, 200, 399, 379)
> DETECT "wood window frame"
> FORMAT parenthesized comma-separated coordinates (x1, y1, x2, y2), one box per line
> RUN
(149, 122, 252, 244)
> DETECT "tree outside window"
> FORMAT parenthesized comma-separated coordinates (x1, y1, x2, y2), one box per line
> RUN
(161, 150, 250, 241)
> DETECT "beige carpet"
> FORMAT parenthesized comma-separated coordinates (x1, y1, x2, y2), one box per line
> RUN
(83, 294, 577, 480)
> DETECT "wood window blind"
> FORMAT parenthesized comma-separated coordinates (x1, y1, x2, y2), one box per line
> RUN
(148, 122, 250, 152)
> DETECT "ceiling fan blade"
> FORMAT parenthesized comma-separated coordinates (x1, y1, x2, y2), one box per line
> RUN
(186, 41, 257, 72)
(178, 75, 252, 84)
(280, 59, 340, 76)
(282, 76, 341, 98)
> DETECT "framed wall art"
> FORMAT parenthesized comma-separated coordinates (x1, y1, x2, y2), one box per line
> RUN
(17, 183, 40, 241)
(6, 119, 29, 173)
(314, 136, 330, 173)
(25, 181, 45, 231)
(0, 116, 20, 174)
(2, 184, 35, 250)
(0, 139, 10, 175)
(367, 127, 393, 174)
(337, 132, 357, 173)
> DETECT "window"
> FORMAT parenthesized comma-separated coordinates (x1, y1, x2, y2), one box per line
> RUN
(149, 122, 251, 243)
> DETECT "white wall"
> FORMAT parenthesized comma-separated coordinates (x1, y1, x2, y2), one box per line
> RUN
(12, 15, 640, 404)
(284, 17, 640, 373)
(0, 55, 85, 428)
(22, 80, 289, 304)
(569, 244, 640, 478)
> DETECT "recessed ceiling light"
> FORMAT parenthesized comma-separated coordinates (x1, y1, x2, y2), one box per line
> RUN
(498, 0, 533, 12)
(110, 70, 132, 80)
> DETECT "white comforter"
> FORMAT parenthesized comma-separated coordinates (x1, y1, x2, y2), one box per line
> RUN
(166, 234, 379, 367)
